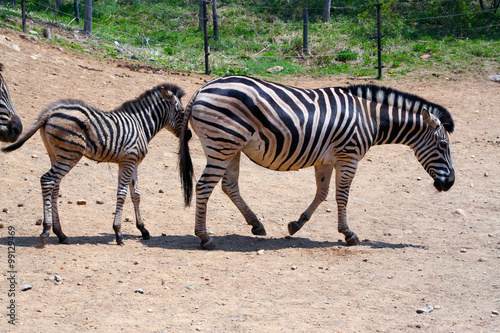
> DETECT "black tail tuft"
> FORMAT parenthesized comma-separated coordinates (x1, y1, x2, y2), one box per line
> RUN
(178, 100, 194, 207)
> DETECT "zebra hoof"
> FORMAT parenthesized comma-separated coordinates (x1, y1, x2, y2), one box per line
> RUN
(345, 233, 360, 246)
(39, 235, 49, 246)
(251, 224, 267, 236)
(141, 229, 151, 240)
(59, 236, 69, 244)
(288, 221, 302, 236)
(201, 238, 216, 250)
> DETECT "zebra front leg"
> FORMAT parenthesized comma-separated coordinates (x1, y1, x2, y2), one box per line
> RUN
(195, 163, 229, 249)
(129, 167, 150, 240)
(288, 164, 334, 236)
(113, 163, 134, 245)
(221, 152, 266, 236)
(335, 161, 360, 246)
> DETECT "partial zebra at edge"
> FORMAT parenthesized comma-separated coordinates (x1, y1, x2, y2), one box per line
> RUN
(3, 83, 188, 246)
(0, 62, 22, 143)
(179, 75, 455, 249)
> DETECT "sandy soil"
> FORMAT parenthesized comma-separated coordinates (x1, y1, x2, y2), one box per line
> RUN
(0, 29, 499, 332)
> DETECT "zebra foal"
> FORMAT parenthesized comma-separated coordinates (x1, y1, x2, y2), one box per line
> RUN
(3, 83, 188, 245)
(0, 62, 22, 142)
(179, 76, 455, 249)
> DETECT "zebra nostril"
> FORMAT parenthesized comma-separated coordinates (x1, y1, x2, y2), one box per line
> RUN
(13, 124, 22, 136)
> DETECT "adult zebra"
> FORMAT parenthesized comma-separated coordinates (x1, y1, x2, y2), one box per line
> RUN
(179, 75, 455, 249)
(3, 83, 189, 245)
(0, 62, 22, 142)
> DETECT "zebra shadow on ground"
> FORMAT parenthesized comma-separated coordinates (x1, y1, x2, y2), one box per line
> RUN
(4, 233, 427, 252)
(148, 234, 427, 252)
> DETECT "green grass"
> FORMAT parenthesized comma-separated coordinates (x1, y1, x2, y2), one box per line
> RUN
(0, 0, 498, 78)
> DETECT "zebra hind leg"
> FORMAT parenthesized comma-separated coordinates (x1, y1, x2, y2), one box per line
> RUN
(39, 167, 71, 245)
(221, 152, 266, 236)
(129, 167, 150, 241)
(288, 165, 334, 236)
(51, 182, 68, 244)
(40, 170, 55, 246)
(195, 162, 233, 250)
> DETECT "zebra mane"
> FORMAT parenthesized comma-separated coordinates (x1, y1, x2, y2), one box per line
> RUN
(347, 84, 454, 133)
(0, 62, 4, 72)
(118, 83, 186, 112)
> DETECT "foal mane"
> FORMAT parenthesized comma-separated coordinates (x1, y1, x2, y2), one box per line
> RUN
(118, 83, 186, 113)
(347, 84, 454, 133)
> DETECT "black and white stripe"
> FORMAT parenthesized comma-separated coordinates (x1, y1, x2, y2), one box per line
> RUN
(179, 75, 455, 249)
(0, 62, 22, 143)
(3, 83, 187, 245)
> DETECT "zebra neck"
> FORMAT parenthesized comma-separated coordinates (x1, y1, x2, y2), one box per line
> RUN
(121, 102, 164, 142)
(373, 104, 424, 147)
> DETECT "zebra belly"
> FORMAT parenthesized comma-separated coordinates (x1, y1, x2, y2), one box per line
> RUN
(242, 131, 332, 171)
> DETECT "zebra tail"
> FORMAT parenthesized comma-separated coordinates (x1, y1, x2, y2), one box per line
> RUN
(178, 93, 196, 207)
(2, 117, 45, 153)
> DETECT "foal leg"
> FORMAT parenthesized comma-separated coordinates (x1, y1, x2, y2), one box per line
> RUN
(39, 129, 82, 245)
(129, 166, 150, 240)
(39, 160, 80, 245)
(221, 152, 266, 236)
(288, 164, 334, 236)
(51, 182, 68, 244)
(113, 162, 135, 245)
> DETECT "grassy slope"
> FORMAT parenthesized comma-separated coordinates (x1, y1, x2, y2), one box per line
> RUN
(0, 0, 498, 78)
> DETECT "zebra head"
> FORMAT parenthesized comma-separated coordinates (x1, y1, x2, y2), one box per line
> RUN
(414, 107, 455, 192)
(159, 84, 190, 140)
(0, 62, 22, 143)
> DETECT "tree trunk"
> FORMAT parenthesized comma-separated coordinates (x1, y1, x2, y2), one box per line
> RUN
(213, 0, 219, 40)
(323, 0, 332, 23)
(74, 0, 80, 24)
(55, 0, 63, 10)
(21, 0, 26, 33)
(199, 0, 204, 30)
(83, 0, 92, 34)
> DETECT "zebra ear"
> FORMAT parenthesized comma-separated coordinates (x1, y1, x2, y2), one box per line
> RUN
(161, 88, 175, 103)
(422, 108, 439, 129)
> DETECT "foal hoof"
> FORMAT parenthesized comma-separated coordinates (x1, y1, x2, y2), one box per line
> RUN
(141, 229, 151, 240)
(251, 224, 267, 236)
(116, 236, 125, 246)
(345, 233, 360, 246)
(201, 237, 216, 250)
(288, 221, 302, 236)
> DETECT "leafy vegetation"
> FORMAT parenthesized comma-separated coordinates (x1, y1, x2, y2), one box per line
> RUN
(0, 0, 498, 78)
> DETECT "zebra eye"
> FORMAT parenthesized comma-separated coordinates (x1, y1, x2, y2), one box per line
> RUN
(439, 140, 448, 149)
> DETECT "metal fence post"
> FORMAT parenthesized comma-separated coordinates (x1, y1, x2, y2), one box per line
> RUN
(375, 3, 384, 80)
(202, 0, 211, 75)
(303, 8, 309, 55)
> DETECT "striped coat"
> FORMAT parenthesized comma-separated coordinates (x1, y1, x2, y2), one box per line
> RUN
(179, 76, 455, 249)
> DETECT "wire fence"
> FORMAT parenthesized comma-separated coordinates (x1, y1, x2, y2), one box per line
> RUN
(0, 0, 498, 76)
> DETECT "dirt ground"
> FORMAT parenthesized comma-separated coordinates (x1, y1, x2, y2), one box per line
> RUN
(0, 29, 499, 332)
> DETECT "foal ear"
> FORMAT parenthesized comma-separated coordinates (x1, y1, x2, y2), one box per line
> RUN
(422, 108, 439, 129)
(161, 88, 175, 103)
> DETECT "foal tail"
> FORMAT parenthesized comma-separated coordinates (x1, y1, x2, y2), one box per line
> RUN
(2, 109, 50, 152)
(179, 91, 197, 207)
